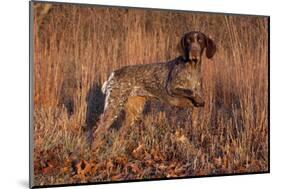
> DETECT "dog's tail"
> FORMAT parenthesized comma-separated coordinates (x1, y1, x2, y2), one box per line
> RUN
(102, 71, 115, 94)
(102, 72, 115, 111)
(101, 80, 108, 94)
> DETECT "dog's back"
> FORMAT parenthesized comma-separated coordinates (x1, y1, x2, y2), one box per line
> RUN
(102, 58, 180, 108)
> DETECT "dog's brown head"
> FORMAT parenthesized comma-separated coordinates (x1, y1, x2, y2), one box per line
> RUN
(180, 31, 216, 63)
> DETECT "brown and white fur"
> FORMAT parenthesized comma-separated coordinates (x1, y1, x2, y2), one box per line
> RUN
(92, 31, 216, 150)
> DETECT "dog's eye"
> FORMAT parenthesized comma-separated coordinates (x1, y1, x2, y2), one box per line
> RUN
(186, 38, 191, 43)
(198, 38, 203, 43)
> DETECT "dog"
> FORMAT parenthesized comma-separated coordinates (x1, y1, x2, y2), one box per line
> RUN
(92, 31, 216, 149)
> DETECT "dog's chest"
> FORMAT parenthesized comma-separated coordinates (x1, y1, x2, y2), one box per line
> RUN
(171, 63, 200, 90)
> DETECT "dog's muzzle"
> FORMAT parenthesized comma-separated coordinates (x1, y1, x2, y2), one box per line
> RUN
(190, 52, 200, 63)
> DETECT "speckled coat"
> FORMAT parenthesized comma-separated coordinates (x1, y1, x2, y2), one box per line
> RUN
(92, 56, 204, 142)
(103, 56, 204, 112)
(92, 31, 216, 150)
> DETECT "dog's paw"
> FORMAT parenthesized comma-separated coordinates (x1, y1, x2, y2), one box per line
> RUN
(194, 100, 205, 107)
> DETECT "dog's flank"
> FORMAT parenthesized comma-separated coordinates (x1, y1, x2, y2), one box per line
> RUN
(93, 31, 216, 150)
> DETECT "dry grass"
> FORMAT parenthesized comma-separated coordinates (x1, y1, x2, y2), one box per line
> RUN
(32, 2, 269, 186)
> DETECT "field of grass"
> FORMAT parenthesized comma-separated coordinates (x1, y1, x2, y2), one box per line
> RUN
(32, 2, 269, 186)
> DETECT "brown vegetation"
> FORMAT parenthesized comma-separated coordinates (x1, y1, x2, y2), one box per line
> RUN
(32, 2, 269, 186)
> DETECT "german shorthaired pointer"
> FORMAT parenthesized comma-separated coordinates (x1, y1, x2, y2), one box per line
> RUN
(92, 31, 216, 149)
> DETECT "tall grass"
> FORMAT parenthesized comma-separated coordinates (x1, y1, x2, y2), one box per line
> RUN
(32, 3, 268, 186)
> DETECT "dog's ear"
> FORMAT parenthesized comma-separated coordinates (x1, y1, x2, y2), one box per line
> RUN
(205, 37, 216, 59)
(177, 34, 187, 57)
(181, 34, 187, 51)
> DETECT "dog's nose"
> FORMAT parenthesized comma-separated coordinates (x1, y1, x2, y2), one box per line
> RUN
(190, 49, 200, 63)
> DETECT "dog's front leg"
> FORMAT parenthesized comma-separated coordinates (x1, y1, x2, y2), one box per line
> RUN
(172, 88, 205, 107)
(191, 93, 205, 107)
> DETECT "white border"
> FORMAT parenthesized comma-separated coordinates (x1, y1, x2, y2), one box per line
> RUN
(0, 0, 279, 189)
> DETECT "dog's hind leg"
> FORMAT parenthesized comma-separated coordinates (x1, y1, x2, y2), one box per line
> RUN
(114, 96, 147, 152)
(92, 98, 126, 150)
(124, 96, 147, 125)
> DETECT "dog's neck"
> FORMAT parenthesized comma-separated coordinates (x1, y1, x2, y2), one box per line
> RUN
(177, 56, 202, 73)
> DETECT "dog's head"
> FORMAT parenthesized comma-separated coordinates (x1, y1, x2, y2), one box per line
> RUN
(180, 31, 216, 64)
